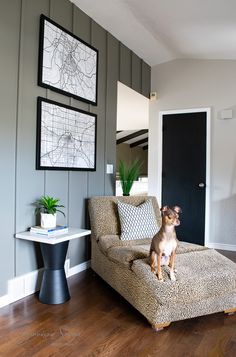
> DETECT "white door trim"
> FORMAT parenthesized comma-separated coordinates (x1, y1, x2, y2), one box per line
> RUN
(157, 108, 211, 247)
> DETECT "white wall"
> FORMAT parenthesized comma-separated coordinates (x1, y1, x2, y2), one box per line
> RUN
(117, 81, 149, 130)
(149, 59, 236, 248)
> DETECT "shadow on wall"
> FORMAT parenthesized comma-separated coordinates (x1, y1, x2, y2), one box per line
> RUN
(211, 194, 236, 245)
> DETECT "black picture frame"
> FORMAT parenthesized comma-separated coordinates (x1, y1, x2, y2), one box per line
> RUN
(38, 14, 98, 106)
(36, 97, 97, 171)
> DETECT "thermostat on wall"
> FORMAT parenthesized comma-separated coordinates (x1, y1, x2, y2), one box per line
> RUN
(150, 92, 157, 101)
(220, 109, 233, 120)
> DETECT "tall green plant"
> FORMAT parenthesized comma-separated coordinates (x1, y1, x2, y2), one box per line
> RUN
(34, 195, 65, 216)
(118, 159, 142, 195)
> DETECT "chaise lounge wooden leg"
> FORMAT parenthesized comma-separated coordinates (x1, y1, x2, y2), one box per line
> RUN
(224, 307, 236, 316)
(151, 322, 171, 331)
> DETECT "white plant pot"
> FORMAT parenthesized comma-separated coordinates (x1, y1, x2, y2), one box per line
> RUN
(40, 213, 57, 229)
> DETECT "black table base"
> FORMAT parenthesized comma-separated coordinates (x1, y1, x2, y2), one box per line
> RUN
(39, 241, 70, 304)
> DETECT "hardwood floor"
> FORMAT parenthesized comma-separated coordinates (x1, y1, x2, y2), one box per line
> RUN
(0, 250, 235, 357)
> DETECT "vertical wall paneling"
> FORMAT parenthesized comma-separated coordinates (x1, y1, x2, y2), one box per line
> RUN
(0, 0, 151, 294)
(68, 5, 91, 267)
(15, 0, 49, 276)
(45, 0, 73, 228)
(49, 0, 72, 29)
(72, 5, 91, 113)
(105, 34, 119, 195)
(68, 174, 89, 265)
(0, 0, 21, 294)
(131, 52, 142, 94)
(88, 21, 107, 197)
(141, 60, 151, 98)
(119, 43, 132, 87)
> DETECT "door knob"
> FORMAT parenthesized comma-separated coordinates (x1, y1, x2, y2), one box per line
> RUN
(198, 183, 205, 188)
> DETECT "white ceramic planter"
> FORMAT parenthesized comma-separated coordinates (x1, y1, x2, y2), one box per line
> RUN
(40, 213, 57, 229)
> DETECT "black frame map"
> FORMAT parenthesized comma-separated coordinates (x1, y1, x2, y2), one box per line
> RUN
(38, 14, 98, 105)
(36, 97, 97, 171)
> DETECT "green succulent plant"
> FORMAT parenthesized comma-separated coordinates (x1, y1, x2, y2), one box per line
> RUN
(118, 159, 142, 196)
(34, 195, 65, 217)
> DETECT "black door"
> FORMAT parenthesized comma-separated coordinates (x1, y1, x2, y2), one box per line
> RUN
(162, 112, 206, 245)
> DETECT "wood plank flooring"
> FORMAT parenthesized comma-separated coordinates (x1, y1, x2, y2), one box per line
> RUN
(0, 250, 235, 357)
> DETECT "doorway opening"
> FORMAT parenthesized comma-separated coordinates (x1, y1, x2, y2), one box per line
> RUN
(116, 82, 149, 196)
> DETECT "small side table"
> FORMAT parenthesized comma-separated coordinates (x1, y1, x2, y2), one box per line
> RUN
(15, 228, 91, 304)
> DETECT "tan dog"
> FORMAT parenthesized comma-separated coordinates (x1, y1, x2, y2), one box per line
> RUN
(150, 206, 181, 282)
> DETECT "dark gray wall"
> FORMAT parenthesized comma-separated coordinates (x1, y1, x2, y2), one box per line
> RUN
(0, 0, 150, 296)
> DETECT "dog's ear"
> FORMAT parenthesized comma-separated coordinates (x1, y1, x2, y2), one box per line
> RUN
(160, 206, 170, 216)
(172, 206, 182, 214)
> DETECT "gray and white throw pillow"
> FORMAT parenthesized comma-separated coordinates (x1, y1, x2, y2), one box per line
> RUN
(117, 199, 159, 241)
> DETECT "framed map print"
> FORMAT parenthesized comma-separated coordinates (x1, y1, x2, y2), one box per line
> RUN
(38, 14, 98, 105)
(36, 97, 97, 171)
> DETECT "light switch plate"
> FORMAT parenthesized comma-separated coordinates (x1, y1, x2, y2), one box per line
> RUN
(106, 164, 114, 174)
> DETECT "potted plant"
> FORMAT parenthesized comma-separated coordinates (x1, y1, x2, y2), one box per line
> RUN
(34, 195, 65, 229)
(118, 159, 142, 196)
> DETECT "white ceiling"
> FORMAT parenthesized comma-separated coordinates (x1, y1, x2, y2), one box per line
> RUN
(71, 0, 236, 66)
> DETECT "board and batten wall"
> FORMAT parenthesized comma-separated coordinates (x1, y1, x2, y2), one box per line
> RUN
(0, 0, 150, 297)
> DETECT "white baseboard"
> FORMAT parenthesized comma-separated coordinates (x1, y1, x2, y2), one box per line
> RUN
(0, 259, 90, 309)
(0, 294, 9, 309)
(7, 268, 44, 304)
(207, 242, 236, 252)
(67, 260, 91, 277)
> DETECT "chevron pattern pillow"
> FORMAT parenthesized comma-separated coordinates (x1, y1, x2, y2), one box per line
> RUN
(117, 199, 159, 241)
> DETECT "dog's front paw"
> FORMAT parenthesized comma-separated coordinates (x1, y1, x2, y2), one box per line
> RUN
(170, 272, 176, 281)
(157, 275, 164, 282)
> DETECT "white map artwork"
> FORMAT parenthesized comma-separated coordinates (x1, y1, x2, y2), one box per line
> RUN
(40, 101, 96, 169)
(42, 19, 97, 103)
